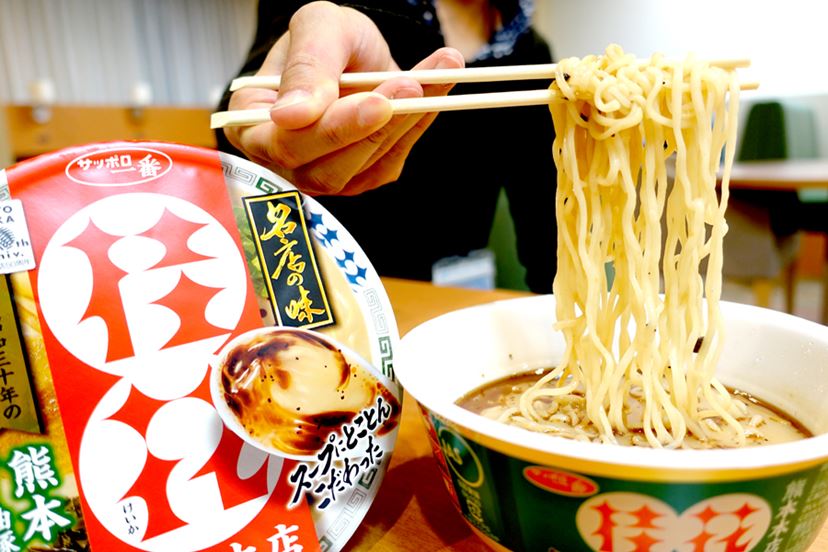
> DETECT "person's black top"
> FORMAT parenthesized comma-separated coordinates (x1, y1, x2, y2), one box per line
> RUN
(216, 0, 558, 294)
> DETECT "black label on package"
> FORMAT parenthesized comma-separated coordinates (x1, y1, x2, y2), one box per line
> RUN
(243, 191, 334, 330)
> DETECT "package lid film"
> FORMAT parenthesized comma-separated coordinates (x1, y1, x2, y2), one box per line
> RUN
(0, 141, 401, 551)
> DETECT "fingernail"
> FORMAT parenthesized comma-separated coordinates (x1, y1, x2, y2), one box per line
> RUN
(271, 90, 312, 112)
(357, 95, 391, 127)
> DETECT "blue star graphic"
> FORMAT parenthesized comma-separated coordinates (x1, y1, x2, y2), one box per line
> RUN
(308, 212, 326, 228)
(314, 227, 330, 243)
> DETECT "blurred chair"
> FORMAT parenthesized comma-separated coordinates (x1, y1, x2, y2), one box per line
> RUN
(723, 100, 820, 311)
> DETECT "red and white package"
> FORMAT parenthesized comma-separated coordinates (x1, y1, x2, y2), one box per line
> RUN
(0, 141, 401, 552)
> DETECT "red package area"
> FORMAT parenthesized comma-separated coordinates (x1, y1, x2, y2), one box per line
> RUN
(0, 141, 401, 552)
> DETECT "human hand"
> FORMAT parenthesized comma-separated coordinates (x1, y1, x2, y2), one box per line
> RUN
(224, 1, 465, 196)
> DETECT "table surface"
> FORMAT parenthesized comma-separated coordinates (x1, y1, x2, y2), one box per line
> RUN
(341, 277, 828, 552)
(727, 158, 828, 190)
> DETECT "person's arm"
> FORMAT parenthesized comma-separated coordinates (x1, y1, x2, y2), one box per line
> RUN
(217, 1, 464, 196)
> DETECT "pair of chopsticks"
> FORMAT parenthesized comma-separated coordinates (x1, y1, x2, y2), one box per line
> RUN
(210, 60, 756, 129)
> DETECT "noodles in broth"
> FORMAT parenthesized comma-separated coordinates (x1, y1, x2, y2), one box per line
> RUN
(489, 45, 756, 449)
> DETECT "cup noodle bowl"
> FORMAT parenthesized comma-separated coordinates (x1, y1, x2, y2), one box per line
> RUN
(0, 142, 401, 552)
(396, 294, 828, 552)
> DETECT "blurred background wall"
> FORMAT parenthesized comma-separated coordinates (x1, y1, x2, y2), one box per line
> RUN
(0, 0, 256, 107)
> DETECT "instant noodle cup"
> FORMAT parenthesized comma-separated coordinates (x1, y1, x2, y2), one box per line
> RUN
(0, 141, 401, 551)
(396, 294, 828, 552)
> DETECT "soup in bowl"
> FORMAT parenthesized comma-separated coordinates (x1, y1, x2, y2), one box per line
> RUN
(396, 295, 828, 552)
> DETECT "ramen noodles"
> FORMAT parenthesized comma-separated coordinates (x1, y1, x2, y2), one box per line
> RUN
(490, 45, 757, 448)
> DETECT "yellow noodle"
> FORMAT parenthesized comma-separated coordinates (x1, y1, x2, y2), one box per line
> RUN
(515, 45, 742, 448)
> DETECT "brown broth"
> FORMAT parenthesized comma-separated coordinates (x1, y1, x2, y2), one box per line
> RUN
(457, 370, 811, 448)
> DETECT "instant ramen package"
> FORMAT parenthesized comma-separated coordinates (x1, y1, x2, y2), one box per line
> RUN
(0, 141, 401, 551)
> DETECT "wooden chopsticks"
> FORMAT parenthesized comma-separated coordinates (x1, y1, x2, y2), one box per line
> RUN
(211, 59, 755, 129)
(229, 59, 751, 91)
(211, 89, 562, 128)
(230, 64, 562, 91)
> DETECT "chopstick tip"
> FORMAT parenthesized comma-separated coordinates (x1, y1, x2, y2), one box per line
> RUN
(210, 108, 273, 129)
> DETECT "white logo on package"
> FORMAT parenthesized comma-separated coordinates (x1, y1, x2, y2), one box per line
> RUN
(576, 492, 772, 551)
(65, 147, 173, 186)
(37, 192, 282, 550)
(0, 199, 36, 274)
